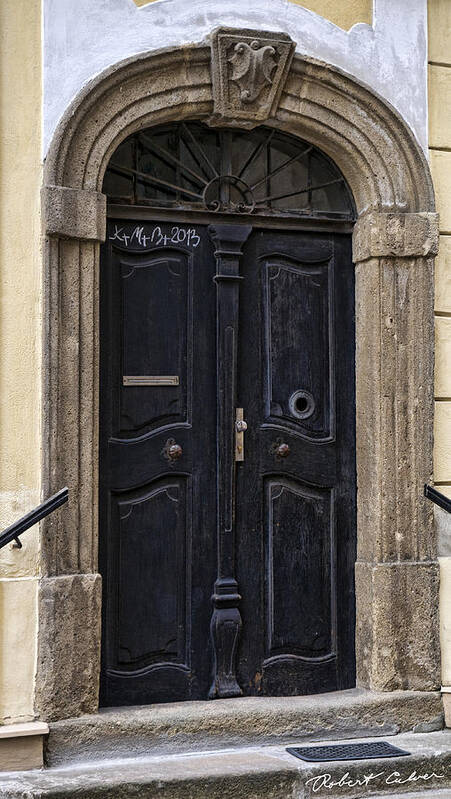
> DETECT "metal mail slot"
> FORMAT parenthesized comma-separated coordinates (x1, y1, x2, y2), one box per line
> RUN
(123, 375, 179, 386)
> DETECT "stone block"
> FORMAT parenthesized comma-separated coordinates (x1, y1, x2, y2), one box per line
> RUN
(352, 212, 439, 262)
(429, 65, 451, 149)
(0, 723, 48, 772)
(430, 151, 451, 233)
(208, 28, 295, 128)
(434, 402, 451, 482)
(435, 236, 451, 313)
(355, 561, 440, 691)
(436, 316, 451, 397)
(45, 690, 444, 767)
(35, 573, 101, 722)
(355, 255, 435, 563)
(42, 185, 106, 241)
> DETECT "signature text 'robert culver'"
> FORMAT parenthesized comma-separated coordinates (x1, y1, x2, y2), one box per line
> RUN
(305, 768, 445, 793)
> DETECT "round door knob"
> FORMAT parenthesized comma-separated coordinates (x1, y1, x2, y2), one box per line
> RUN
(235, 419, 248, 433)
(168, 443, 183, 460)
(275, 442, 290, 458)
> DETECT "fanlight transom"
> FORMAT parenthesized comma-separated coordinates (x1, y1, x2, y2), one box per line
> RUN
(103, 121, 355, 219)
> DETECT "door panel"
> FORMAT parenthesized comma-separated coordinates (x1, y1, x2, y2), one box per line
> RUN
(99, 220, 216, 706)
(265, 478, 334, 659)
(119, 254, 191, 433)
(236, 229, 356, 696)
(263, 254, 333, 439)
(114, 478, 189, 668)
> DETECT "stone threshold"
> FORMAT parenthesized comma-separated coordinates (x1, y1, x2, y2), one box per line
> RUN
(45, 688, 443, 767)
(1, 731, 451, 798)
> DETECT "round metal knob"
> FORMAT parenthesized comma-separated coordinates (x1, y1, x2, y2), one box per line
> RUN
(275, 443, 290, 458)
(167, 443, 183, 460)
(235, 419, 248, 433)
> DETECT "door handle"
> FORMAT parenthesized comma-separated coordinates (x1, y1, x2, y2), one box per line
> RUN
(235, 409, 247, 461)
(271, 441, 290, 459)
(162, 438, 183, 462)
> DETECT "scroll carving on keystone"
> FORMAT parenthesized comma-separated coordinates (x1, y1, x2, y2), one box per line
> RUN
(208, 27, 295, 128)
(229, 41, 277, 104)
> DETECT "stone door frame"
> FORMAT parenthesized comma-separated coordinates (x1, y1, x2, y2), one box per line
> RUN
(37, 40, 440, 721)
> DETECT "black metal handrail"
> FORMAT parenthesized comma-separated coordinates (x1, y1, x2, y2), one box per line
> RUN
(0, 487, 69, 550)
(424, 484, 451, 514)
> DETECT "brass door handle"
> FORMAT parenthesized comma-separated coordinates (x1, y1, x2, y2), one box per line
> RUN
(235, 409, 247, 461)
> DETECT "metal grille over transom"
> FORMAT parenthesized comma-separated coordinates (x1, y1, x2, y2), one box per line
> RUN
(103, 122, 355, 219)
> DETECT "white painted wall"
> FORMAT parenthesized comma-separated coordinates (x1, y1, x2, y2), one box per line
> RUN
(43, 0, 428, 156)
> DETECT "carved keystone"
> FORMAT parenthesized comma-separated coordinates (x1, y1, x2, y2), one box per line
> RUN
(208, 27, 295, 128)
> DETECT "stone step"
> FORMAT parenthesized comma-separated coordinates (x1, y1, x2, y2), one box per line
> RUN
(1, 731, 450, 799)
(45, 688, 443, 766)
(367, 794, 451, 799)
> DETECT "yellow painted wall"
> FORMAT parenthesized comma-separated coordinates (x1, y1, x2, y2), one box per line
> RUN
(429, 0, 451, 693)
(133, 0, 373, 30)
(0, 0, 42, 722)
(285, 0, 371, 29)
(0, 580, 38, 722)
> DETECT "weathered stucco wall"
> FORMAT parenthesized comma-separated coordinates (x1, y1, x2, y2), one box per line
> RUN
(43, 0, 429, 155)
(429, 0, 451, 702)
(0, 0, 42, 722)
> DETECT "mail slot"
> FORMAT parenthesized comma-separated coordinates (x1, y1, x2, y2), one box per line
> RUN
(122, 376, 179, 386)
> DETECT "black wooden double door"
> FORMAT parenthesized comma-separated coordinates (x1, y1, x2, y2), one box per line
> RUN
(99, 218, 356, 707)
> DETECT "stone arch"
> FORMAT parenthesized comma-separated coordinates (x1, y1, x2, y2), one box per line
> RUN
(38, 41, 440, 721)
(45, 47, 434, 210)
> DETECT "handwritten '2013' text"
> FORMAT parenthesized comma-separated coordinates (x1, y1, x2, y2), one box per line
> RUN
(109, 224, 200, 249)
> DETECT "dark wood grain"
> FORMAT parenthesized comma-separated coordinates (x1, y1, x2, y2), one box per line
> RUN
(99, 219, 356, 705)
(236, 229, 356, 696)
(99, 221, 217, 706)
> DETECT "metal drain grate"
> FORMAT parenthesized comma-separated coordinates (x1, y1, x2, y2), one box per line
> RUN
(286, 741, 410, 763)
